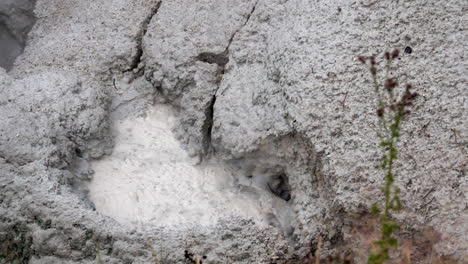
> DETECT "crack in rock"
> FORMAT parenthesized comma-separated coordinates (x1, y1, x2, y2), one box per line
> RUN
(196, 52, 230, 72)
(125, 1, 162, 76)
(225, 0, 259, 54)
(200, 0, 260, 154)
(203, 93, 217, 156)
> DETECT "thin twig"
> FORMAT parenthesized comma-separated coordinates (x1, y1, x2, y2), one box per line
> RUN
(315, 236, 322, 264)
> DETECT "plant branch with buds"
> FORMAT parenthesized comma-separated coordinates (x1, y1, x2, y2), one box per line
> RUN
(359, 49, 418, 264)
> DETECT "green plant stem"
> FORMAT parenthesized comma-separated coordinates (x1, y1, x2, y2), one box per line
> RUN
(364, 51, 416, 264)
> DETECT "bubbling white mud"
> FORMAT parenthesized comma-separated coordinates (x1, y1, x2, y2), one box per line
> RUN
(87, 104, 266, 229)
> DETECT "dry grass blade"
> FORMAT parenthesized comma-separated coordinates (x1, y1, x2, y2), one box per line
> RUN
(147, 239, 161, 264)
(315, 236, 323, 264)
(401, 244, 412, 264)
(96, 241, 103, 264)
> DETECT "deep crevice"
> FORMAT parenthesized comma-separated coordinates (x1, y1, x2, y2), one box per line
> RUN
(196, 52, 229, 69)
(195, 51, 224, 157)
(202, 94, 217, 156)
(195, 51, 229, 84)
(124, 1, 162, 76)
(200, 0, 259, 155)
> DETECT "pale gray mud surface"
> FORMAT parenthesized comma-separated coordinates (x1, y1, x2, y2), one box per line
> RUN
(1, 0, 467, 263)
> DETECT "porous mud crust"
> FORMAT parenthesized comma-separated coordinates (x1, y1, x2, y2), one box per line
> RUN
(1, 0, 466, 263)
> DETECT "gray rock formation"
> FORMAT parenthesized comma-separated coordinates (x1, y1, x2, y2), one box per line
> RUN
(1, 0, 467, 263)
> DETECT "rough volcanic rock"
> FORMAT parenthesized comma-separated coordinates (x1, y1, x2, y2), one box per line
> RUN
(0, 70, 111, 167)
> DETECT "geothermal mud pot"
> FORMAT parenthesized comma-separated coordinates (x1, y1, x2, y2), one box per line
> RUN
(1, 0, 467, 263)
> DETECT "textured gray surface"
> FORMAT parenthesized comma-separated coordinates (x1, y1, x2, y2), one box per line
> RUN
(0, 0, 36, 44)
(0, 0, 36, 70)
(0, 0, 467, 263)
(0, 24, 23, 70)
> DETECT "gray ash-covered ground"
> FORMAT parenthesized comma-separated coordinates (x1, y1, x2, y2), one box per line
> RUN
(0, 0, 466, 263)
